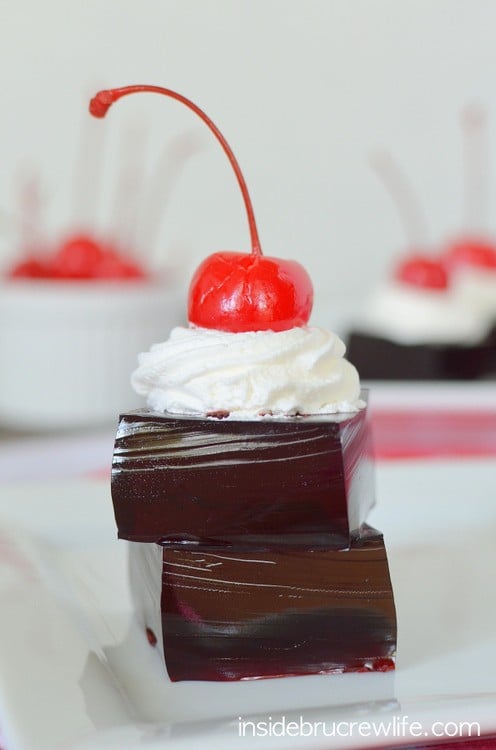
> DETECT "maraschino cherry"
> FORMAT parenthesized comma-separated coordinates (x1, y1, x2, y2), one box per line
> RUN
(444, 237, 496, 272)
(52, 232, 146, 280)
(371, 151, 448, 292)
(443, 106, 496, 274)
(90, 85, 313, 333)
(8, 256, 50, 279)
(52, 233, 105, 279)
(7, 231, 147, 280)
(394, 255, 448, 290)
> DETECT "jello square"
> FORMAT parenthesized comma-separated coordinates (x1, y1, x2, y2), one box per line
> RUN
(111, 394, 374, 550)
(129, 525, 396, 681)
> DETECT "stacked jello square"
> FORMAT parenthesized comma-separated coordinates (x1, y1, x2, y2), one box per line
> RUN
(111, 402, 396, 681)
(93, 83, 397, 682)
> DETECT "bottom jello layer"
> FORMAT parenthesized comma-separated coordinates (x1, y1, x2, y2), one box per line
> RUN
(129, 526, 397, 682)
(347, 330, 495, 380)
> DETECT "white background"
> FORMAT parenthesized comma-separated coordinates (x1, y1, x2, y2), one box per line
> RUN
(1, 0, 496, 325)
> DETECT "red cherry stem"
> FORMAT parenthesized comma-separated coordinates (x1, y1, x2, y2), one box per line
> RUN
(90, 85, 263, 256)
(461, 103, 489, 233)
(370, 150, 428, 249)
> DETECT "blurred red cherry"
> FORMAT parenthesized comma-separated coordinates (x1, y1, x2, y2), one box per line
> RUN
(50, 233, 147, 280)
(52, 233, 105, 279)
(7, 256, 51, 279)
(394, 254, 449, 290)
(444, 237, 496, 271)
(95, 247, 147, 280)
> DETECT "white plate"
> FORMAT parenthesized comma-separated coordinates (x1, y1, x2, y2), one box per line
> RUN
(0, 462, 496, 750)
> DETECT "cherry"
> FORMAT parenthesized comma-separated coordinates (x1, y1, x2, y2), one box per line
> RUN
(370, 153, 448, 291)
(52, 233, 105, 279)
(95, 247, 147, 280)
(90, 85, 313, 332)
(6, 236, 148, 280)
(394, 254, 449, 290)
(7, 256, 51, 279)
(188, 251, 312, 331)
(443, 109, 496, 274)
(444, 237, 496, 271)
(27, 232, 148, 281)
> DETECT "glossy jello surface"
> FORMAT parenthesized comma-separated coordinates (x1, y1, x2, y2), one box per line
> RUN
(111, 401, 374, 550)
(130, 525, 396, 681)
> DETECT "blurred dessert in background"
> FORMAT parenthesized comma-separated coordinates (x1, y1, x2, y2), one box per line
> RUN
(347, 128, 496, 380)
(444, 236, 496, 349)
(443, 106, 496, 341)
(347, 247, 493, 381)
(7, 231, 147, 281)
(0, 103, 200, 431)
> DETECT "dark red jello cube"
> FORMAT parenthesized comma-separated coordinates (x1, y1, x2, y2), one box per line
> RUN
(129, 525, 396, 681)
(111, 397, 374, 550)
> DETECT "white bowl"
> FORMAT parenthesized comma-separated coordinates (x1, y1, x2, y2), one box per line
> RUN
(0, 279, 184, 430)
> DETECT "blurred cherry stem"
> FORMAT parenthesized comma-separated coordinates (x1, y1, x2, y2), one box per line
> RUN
(370, 150, 428, 249)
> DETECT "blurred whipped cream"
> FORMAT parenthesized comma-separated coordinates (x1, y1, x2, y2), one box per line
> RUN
(360, 282, 490, 345)
(450, 267, 496, 319)
(132, 325, 363, 418)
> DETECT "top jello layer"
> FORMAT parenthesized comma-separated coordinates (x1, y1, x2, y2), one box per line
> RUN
(111, 397, 374, 550)
(132, 325, 363, 419)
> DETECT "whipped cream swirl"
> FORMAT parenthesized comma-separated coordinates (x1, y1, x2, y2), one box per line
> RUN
(132, 325, 362, 418)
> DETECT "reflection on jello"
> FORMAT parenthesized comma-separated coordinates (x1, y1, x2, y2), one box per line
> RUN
(90, 627, 397, 730)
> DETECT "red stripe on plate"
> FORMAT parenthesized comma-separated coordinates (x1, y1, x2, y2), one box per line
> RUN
(370, 409, 496, 459)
